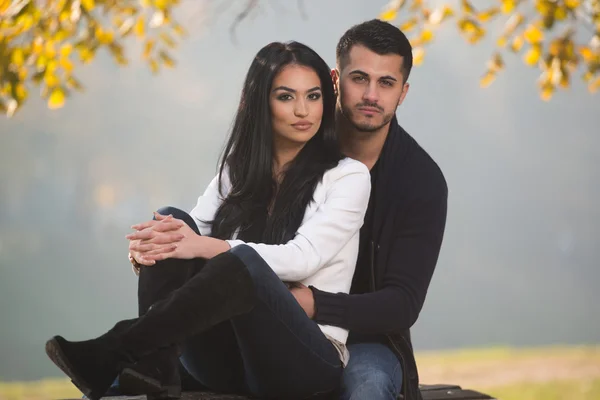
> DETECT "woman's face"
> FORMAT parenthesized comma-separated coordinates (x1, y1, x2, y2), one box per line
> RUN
(269, 64, 324, 149)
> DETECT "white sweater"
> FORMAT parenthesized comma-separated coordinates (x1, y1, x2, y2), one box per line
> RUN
(190, 157, 371, 351)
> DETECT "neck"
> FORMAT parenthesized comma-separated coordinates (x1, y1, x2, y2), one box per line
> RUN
(272, 139, 303, 179)
(338, 115, 391, 170)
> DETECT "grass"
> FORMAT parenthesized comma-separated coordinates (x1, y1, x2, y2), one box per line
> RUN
(1, 345, 599, 399)
(482, 378, 600, 400)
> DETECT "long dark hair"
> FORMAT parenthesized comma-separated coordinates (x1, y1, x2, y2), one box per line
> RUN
(209, 41, 342, 244)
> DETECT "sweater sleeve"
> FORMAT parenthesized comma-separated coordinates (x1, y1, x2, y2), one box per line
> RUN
(226, 160, 371, 282)
(189, 171, 230, 236)
(311, 185, 448, 334)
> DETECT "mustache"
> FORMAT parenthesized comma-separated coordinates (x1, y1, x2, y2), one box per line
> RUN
(356, 102, 384, 111)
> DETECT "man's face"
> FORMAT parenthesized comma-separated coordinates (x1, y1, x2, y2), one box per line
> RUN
(335, 45, 409, 133)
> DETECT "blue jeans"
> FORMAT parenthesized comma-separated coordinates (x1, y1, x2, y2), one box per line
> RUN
(180, 244, 342, 398)
(113, 207, 342, 399)
(340, 342, 403, 400)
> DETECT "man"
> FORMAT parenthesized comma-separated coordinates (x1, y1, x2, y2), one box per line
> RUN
(290, 20, 448, 400)
(128, 20, 447, 400)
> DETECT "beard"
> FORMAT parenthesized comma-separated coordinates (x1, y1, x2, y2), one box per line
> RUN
(339, 102, 395, 133)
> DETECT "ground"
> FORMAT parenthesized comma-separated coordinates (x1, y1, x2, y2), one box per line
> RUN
(1, 345, 599, 400)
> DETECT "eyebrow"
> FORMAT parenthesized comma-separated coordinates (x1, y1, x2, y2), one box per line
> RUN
(271, 86, 321, 93)
(349, 70, 398, 82)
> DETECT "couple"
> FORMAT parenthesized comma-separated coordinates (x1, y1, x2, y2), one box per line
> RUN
(45, 19, 447, 400)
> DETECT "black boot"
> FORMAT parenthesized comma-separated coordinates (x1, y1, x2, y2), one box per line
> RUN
(117, 251, 205, 399)
(119, 345, 182, 400)
(45, 321, 135, 400)
(45, 251, 256, 400)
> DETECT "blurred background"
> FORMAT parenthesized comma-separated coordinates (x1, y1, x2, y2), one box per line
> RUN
(1, 0, 599, 399)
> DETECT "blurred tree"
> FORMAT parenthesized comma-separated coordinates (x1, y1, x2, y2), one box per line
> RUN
(0, 0, 187, 117)
(1, 0, 599, 118)
(380, 0, 600, 100)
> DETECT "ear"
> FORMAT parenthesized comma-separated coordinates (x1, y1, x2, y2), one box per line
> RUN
(331, 69, 340, 96)
(397, 82, 410, 108)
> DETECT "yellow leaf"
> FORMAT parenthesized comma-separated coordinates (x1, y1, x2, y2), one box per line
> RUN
(589, 76, 600, 93)
(96, 28, 115, 45)
(524, 44, 542, 65)
(143, 39, 155, 59)
(480, 71, 496, 88)
(461, 0, 475, 14)
(565, 0, 580, 8)
(66, 76, 84, 91)
(555, 6, 567, 20)
(497, 36, 507, 47)
(487, 52, 505, 72)
(159, 32, 176, 48)
(48, 87, 66, 109)
(510, 35, 524, 52)
(579, 46, 594, 62)
(467, 33, 485, 45)
(159, 50, 175, 68)
(155, 0, 169, 10)
(149, 59, 159, 74)
(380, 8, 398, 22)
(409, 0, 423, 12)
(10, 48, 25, 66)
(559, 73, 570, 89)
(44, 72, 60, 87)
(539, 81, 554, 101)
(503, 13, 525, 36)
(44, 41, 57, 58)
(400, 17, 419, 32)
(54, 29, 69, 42)
(60, 43, 73, 58)
(15, 83, 27, 101)
(173, 23, 188, 37)
(477, 7, 500, 23)
(36, 54, 48, 69)
(524, 24, 544, 44)
(32, 38, 43, 54)
(428, 5, 454, 25)
(59, 57, 74, 73)
(501, 0, 517, 14)
(134, 16, 145, 37)
(413, 47, 425, 66)
(420, 29, 434, 44)
(79, 47, 95, 63)
(81, 0, 95, 11)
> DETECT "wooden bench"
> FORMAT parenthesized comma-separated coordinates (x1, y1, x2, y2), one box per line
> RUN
(89, 384, 496, 399)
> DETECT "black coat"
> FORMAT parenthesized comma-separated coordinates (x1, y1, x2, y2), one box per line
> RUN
(312, 117, 448, 400)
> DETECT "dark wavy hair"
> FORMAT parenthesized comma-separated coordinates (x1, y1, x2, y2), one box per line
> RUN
(337, 19, 413, 83)
(209, 41, 342, 244)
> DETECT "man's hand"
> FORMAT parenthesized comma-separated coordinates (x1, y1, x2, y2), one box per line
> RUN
(290, 283, 315, 319)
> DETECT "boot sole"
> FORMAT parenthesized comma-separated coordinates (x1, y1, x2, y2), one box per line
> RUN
(119, 367, 181, 400)
(45, 337, 105, 400)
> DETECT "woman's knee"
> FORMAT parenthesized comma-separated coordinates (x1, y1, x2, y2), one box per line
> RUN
(155, 206, 199, 234)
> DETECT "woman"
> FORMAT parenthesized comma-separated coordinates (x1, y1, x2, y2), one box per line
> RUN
(45, 41, 370, 400)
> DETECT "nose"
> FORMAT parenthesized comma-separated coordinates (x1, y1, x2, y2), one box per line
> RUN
(362, 82, 379, 104)
(294, 98, 309, 118)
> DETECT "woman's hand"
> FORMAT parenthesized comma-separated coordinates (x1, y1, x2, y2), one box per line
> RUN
(127, 213, 186, 266)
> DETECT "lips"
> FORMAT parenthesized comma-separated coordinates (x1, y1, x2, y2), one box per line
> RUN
(291, 121, 313, 131)
(357, 107, 381, 113)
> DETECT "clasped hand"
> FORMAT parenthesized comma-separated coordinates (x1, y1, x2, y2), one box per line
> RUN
(126, 212, 200, 266)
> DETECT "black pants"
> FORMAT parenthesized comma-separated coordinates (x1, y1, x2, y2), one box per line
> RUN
(137, 206, 342, 399)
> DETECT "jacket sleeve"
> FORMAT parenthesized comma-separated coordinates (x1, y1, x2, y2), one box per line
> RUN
(189, 171, 230, 236)
(227, 160, 371, 282)
(312, 185, 448, 334)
